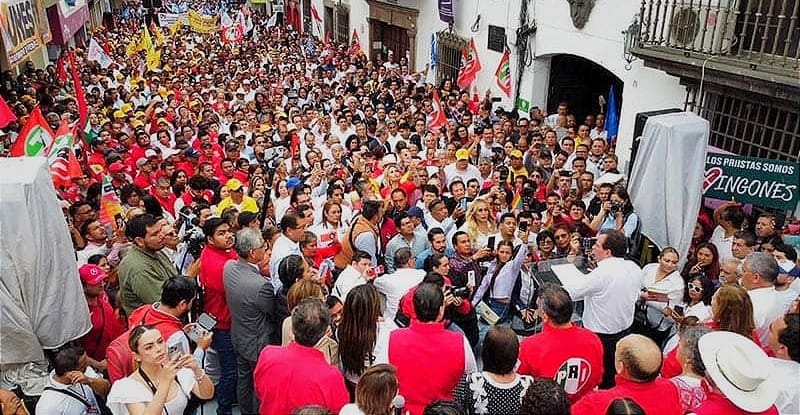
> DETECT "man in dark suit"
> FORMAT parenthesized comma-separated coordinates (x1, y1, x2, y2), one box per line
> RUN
(224, 228, 276, 415)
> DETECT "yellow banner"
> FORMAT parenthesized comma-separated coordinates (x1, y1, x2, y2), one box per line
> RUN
(0, 0, 51, 65)
(188, 9, 219, 34)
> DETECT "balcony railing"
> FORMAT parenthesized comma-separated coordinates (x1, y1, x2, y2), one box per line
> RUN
(634, 0, 799, 79)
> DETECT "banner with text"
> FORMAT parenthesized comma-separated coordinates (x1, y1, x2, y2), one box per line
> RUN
(0, 0, 51, 65)
(187, 9, 218, 33)
(158, 12, 188, 27)
(703, 152, 799, 210)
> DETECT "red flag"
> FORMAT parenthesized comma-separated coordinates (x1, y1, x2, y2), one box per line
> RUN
(349, 29, 362, 56)
(10, 107, 54, 157)
(310, 4, 322, 22)
(427, 89, 447, 132)
(47, 121, 82, 188)
(99, 175, 124, 229)
(494, 49, 511, 97)
(56, 56, 69, 83)
(324, 32, 331, 45)
(0, 94, 16, 129)
(67, 51, 89, 135)
(457, 38, 482, 90)
(221, 24, 244, 43)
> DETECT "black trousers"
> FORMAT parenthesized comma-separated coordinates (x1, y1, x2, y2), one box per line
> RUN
(450, 308, 480, 348)
(235, 354, 260, 415)
(596, 327, 631, 389)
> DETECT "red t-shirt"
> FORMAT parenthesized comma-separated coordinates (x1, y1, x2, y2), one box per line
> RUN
(81, 296, 125, 361)
(572, 376, 683, 415)
(518, 322, 604, 402)
(253, 343, 348, 415)
(691, 390, 778, 415)
(198, 245, 237, 329)
(389, 321, 467, 415)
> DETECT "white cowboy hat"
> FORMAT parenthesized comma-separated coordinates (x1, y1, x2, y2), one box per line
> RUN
(698, 331, 778, 413)
(381, 153, 399, 168)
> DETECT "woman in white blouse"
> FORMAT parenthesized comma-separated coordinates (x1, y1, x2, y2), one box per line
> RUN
(640, 247, 685, 346)
(309, 200, 346, 248)
(106, 325, 214, 415)
(665, 275, 715, 323)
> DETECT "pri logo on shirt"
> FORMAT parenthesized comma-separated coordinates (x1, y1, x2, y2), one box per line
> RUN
(554, 358, 592, 394)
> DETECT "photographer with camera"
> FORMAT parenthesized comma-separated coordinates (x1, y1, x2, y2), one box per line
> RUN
(590, 186, 639, 239)
(448, 231, 493, 348)
(174, 203, 212, 277)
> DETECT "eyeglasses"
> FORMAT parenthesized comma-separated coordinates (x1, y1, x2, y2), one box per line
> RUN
(688, 283, 703, 293)
(540, 239, 553, 245)
(555, 233, 569, 240)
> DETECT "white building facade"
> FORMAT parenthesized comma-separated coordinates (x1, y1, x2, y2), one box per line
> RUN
(302, 0, 689, 168)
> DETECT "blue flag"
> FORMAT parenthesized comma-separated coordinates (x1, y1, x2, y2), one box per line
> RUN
(606, 85, 620, 143)
(430, 33, 438, 69)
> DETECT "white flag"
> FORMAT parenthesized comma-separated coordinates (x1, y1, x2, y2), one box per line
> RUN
(88, 38, 114, 68)
(267, 13, 278, 28)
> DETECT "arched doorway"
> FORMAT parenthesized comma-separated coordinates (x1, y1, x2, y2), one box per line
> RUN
(547, 54, 624, 126)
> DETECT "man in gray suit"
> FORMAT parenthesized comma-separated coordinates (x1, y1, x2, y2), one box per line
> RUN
(224, 228, 276, 415)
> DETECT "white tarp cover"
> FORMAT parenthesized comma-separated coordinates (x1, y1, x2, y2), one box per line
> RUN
(0, 157, 91, 366)
(628, 112, 709, 263)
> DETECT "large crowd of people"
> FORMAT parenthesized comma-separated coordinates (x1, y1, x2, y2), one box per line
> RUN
(1, 4, 799, 415)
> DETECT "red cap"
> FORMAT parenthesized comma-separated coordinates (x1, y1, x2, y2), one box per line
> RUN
(108, 162, 125, 173)
(79, 264, 107, 285)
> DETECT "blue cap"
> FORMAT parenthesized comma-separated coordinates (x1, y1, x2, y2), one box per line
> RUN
(407, 206, 424, 219)
(184, 148, 201, 158)
(286, 177, 302, 189)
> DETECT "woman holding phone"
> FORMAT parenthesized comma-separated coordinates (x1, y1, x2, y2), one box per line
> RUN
(106, 325, 214, 415)
(474, 241, 529, 323)
(638, 247, 685, 346)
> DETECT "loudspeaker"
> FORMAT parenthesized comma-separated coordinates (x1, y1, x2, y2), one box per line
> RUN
(628, 108, 682, 176)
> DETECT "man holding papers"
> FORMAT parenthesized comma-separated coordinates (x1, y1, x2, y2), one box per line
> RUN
(564, 229, 642, 389)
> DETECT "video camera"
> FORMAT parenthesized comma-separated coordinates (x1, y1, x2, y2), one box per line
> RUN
(445, 285, 470, 299)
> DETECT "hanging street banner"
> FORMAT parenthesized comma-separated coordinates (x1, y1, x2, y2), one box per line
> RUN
(188, 9, 219, 33)
(0, 0, 51, 65)
(158, 12, 188, 28)
(703, 152, 799, 210)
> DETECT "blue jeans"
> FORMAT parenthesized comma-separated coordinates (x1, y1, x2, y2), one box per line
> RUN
(476, 299, 511, 359)
(211, 329, 237, 415)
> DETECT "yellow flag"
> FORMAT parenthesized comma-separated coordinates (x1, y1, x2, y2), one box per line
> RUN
(140, 24, 153, 51)
(169, 20, 182, 36)
(125, 37, 138, 57)
(153, 25, 166, 45)
(140, 25, 160, 71)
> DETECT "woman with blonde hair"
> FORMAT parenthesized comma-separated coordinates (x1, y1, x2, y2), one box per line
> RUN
(710, 284, 756, 340)
(281, 279, 338, 365)
(459, 198, 497, 249)
(339, 364, 399, 415)
(661, 284, 757, 378)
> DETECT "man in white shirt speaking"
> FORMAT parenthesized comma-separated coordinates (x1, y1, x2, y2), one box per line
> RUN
(565, 229, 641, 389)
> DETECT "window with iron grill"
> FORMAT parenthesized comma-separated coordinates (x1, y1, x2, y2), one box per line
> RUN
(335, 7, 349, 46)
(436, 31, 467, 87)
(684, 85, 799, 162)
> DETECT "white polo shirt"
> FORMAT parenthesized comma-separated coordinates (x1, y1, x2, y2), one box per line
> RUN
(36, 367, 103, 415)
(566, 257, 642, 335)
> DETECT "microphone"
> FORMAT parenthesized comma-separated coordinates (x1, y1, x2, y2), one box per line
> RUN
(393, 394, 405, 415)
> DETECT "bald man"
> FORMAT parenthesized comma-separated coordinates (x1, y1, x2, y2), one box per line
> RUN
(572, 334, 683, 415)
